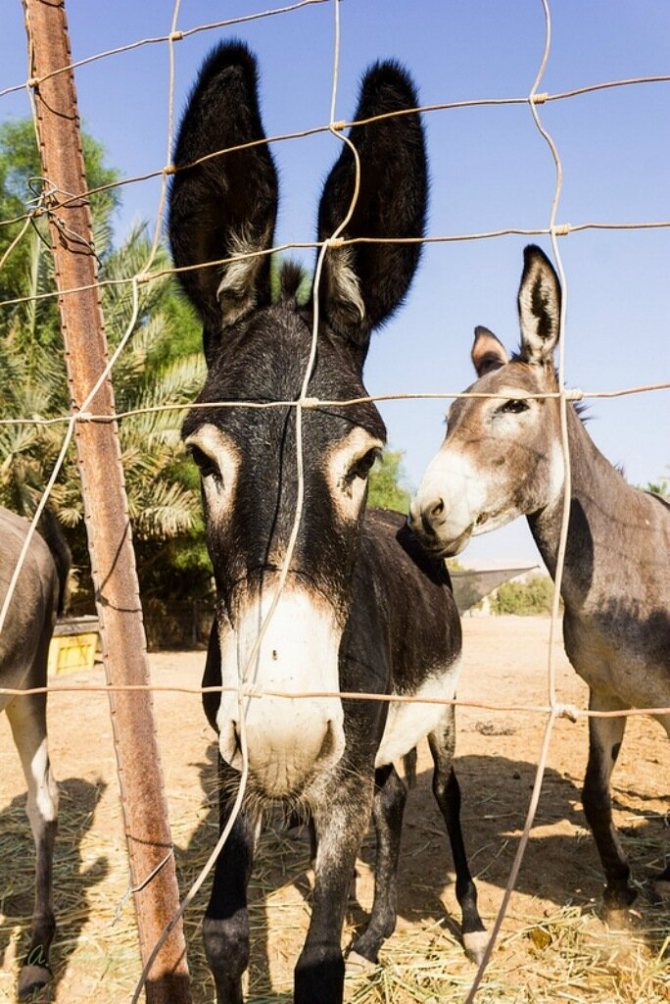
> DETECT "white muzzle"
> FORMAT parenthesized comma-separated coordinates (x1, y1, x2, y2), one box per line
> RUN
(217, 586, 345, 796)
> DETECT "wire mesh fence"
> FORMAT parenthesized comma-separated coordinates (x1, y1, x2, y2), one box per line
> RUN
(1, 1, 668, 1001)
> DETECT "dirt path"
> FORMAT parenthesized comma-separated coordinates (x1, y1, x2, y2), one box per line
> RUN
(1, 616, 667, 1002)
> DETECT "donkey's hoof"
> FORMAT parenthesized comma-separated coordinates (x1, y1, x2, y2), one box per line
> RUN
(18, 963, 51, 1000)
(346, 950, 378, 976)
(463, 929, 489, 965)
(604, 906, 641, 931)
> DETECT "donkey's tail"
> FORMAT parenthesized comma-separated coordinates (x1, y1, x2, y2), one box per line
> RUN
(37, 508, 72, 616)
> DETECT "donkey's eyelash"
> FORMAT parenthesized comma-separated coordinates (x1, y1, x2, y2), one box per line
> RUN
(498, 399, 529, 415)
(189, 445, 222, 482)
(346, 448, 382, 483)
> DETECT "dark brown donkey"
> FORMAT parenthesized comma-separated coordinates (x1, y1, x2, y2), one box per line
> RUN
(170, 41, 486, 1004)
(1, 507, 69, 998)
(411, 244, 670, 919)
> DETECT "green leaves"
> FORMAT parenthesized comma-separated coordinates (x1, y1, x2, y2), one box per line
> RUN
(367, 448, 411, 513)
(0, 122, 209, 625)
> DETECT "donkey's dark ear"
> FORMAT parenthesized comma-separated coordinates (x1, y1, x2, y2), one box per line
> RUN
(471, 326, 509, 377)
(316, 62, 427, 352)
(169, 42, 278, 365)
(517, 245, 561, 365)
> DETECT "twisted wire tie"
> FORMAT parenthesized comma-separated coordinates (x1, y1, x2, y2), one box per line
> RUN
(555, 703, 580, 723)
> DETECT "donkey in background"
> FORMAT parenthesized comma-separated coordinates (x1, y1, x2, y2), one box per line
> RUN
(1, 507, 70, 998)
(170, 41, 486, 1004)
(411, 244, 670, 919)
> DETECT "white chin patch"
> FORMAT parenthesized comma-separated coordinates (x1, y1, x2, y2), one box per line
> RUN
(217, 586, 345, 796)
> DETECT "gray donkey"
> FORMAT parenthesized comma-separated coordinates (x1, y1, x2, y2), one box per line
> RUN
(1, 506, 70, 998)
(411, 244, 670, 919)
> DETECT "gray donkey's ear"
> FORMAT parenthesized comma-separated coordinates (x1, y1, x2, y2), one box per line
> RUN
(169, 42, 278, 366)
(517, 245, 562, 365)
(471, 326, 509, 377)
(316, 61, 428, 359)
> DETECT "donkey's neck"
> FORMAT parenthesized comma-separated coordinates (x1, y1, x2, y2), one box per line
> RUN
(527, 405, 637, 610)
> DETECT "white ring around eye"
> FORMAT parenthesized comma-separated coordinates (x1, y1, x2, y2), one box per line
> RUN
(184, 424, 240, 510)
(323, 428, 385, 519)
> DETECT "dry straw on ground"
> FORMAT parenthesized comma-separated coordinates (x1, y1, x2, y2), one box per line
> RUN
(1, 618, 668, 1002)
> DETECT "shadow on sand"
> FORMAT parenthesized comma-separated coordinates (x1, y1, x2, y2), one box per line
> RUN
(0, 777, 108, 1002)
(174, 743, 668, 1001)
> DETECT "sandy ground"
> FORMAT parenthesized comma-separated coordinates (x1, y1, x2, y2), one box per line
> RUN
(0, 616, 668, 1003)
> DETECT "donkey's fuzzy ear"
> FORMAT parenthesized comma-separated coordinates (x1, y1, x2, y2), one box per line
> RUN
(316, 61, 427, 354)
(517, 245, 561, 365)
(471, 326, 509, 377)
(169, 42, 278, 365)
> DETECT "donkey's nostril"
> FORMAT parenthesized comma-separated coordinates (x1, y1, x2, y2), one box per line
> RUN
(430, 498, 445, 518)
(419, 498, 445, 538)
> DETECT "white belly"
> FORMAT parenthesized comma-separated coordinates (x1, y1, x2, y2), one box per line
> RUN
(375, 657, 462, 767)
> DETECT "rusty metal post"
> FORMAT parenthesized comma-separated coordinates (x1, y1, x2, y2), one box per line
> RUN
(23, 2, 191, 999)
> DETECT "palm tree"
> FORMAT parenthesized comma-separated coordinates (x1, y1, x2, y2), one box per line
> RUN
(0, 219, 209, 625)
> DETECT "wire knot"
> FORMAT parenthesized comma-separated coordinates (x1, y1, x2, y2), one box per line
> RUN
(551, 223, 571, 237)
(325, 236, 345, 249)
(555, 703, 580, 723)
(112, 847, 175, 925)
(169, 31, 184, 42)
(531, 91, 549, 104)
(564, 388, 584, 402)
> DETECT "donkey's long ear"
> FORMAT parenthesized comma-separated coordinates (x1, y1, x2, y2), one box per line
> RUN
(471, 326, 509, 377)
(316, 62, 427, 352)
(517, 245, 562, 366)
(169, 42, 278, 365)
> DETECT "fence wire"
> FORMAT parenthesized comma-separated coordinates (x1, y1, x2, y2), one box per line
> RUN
(1, 0, 668, 1001)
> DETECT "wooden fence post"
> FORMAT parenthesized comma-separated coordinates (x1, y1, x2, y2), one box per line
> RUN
(23, 2, 192, 999)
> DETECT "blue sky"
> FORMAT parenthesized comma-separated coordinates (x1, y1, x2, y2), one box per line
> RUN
(3, 1, 669, 567)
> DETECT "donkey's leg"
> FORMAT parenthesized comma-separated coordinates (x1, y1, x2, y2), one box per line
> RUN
(6, 692, 58, 1000)
(295, 776, 375, 1004)
(582, 689, 635, 916)
(348, 763, 407, 969)
(428, 708, 487, 963)
(204, 755, 259, 1004)
(651, 713, 670, 899)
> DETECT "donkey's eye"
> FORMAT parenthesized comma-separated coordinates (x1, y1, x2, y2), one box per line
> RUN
(347, 448, 381, 483)
(499, 399, 529, 415)
(190, 445, 222, 485)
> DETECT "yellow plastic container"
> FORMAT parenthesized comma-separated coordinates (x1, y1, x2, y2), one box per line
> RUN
(48, 617, 99, 676)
